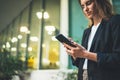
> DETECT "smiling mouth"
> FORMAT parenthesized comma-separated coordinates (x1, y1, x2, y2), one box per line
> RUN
(86, 12, 92, 16)
(86, 13, 91, 16)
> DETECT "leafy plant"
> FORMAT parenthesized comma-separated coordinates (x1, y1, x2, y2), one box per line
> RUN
(0, 49, 24, 80)
(51, 70, 78, 80)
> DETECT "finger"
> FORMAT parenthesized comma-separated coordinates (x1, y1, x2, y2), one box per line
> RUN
(73, 42, 85, 49)
(63, 43, 73, 50)
(68, 37, 73, 42)
(66, 49, 72, 55)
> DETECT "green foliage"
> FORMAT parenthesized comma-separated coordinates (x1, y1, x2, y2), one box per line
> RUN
(51, 70, 78, 80)
(0, 49, 24, 80)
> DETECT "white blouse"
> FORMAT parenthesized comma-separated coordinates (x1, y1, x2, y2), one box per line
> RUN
(83, 22, 100, 69)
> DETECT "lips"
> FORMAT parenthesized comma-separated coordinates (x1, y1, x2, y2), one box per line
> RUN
(86, 12, 91, 16)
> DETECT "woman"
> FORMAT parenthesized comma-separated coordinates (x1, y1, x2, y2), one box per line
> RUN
(63, 0, 120, 80)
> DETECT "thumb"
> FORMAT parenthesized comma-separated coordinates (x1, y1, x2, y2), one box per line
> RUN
(73, 42, 85, 49)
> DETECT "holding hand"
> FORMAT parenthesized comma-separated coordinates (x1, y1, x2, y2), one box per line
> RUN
(63, 41, 97, 62)
(63, 41, 87, 58)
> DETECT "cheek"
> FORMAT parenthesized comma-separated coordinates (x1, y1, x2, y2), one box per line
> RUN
(91, 4, 98, 14)
(89, 4, 95, 11)
(82, 11, 87, 16)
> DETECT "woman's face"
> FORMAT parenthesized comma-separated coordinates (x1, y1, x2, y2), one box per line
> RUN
(80, 0, 97, 19)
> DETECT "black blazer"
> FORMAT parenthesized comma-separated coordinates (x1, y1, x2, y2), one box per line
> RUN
(72, 14, 120, 80)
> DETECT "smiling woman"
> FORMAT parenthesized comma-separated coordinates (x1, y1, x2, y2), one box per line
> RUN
(0, 0, 120, 80)
(63, 0, 120, 80)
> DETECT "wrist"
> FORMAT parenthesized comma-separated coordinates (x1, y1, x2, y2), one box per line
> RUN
(83, 51, 97, 62)
(83, 50, 89, 58)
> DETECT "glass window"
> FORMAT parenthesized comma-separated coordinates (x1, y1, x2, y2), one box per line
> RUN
(19, 6, 29, 65)
(0, 0, 61, 70)
(10, 18, 20, 56)
(28, 0, 42, 69)
(41, 0, 60, 69)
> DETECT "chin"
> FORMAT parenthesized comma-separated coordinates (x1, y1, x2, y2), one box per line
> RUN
(87, 16, 93, 19)
(85, 14, 93, 19)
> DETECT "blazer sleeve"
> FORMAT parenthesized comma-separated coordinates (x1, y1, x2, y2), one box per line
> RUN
(97, 15, 120, 70)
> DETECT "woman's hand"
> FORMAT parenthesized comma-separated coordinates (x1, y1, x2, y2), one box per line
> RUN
(63, 41, 97, 62)
(63, 42, 87, 58)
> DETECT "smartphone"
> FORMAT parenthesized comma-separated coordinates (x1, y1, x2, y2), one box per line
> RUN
(55, 34, 76, 47)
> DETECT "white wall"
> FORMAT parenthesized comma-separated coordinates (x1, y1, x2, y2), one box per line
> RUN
(60, 0, 69, 69)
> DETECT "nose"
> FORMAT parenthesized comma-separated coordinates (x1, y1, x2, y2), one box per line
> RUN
(83, 5, 89, 12)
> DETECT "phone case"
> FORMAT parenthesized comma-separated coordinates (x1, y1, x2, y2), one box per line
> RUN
(55, 34, 76, 47)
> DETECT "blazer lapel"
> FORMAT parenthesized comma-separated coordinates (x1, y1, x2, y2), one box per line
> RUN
(85, 28, 91, 49)
(90, 19, 106, 51)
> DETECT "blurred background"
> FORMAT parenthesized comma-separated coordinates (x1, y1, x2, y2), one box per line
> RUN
(0, 0, 120, 80)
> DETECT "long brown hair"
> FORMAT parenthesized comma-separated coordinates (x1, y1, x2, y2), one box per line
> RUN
(78, 0, 114, 27)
